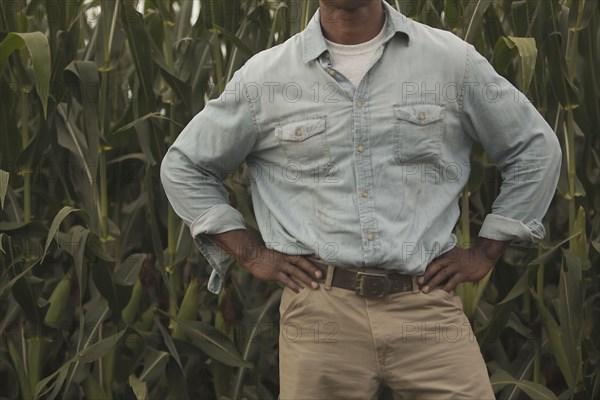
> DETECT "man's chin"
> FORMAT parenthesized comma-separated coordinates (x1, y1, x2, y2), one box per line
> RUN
(321, 0, 374, 11)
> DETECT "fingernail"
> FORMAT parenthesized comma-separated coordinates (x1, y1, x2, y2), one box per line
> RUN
(311, 281, 319, 289)
(315, 270, 322, 278)
(422, 285, 429, 293)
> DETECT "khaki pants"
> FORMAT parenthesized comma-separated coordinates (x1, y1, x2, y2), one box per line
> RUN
(278, 278, 495, 400)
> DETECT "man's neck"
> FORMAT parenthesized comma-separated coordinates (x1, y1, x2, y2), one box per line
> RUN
(319, 1, 386, 45)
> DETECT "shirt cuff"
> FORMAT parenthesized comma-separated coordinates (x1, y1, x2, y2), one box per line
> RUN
(190, 204, 247, 294)
(478, 214, 546, 243)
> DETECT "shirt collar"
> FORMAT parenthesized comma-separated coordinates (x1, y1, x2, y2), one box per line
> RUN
(302, 1, 412, 64)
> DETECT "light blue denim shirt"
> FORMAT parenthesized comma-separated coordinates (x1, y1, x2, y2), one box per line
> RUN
(160, 2, 562, 294)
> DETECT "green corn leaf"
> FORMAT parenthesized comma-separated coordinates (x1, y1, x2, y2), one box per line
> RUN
(0, 169, 8, 210)
(0, 345, 20, 399)
(568, 0, 599, 32)
(42, 206, 90, 263)
(493, 36, 538, 92)
(496, 233, 578, 306)
(530, 288, 576, 388)
(64, 304, 111, 397)
(35, 327, 126, 399)
(0, 32, 50, 117)
(0, 257, 39, 302)
(70, 226, 91, 303)
(7, 338, 33, 400)
(497, 264, 538, 305)
(111, 112, 184, 136)
(154, 313, 185, 375)
(12, 271, 44, 328)
(157, 309, 253, 369)
(120, 0, 155, 111)
(556, 250, 584, 386)
(166, 359, 189, 400)
(209, 24, 254, 57)
(135, 119, 158, 166)
(491, 368, 558, 399)
(63, 60, 101, 167)
(75, 331, 125, 384)
(128, 374, 148, 400)
(114, 253, 145, 286)
(82, 375, 107, 400)
(544, 32, 580, 110)
(138, 348, 170, 383)
(524, 233, 580, 266)
(232, 289, 282, 400)
(570, 207, 588, 263)
(464, 0, 495, 43)
(91, 259, 132, 316)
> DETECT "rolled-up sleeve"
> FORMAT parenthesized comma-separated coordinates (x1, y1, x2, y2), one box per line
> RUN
(160, 70, 258, 292)
(460, 45, 562, 243)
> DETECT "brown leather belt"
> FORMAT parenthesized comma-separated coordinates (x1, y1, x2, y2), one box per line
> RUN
(309, 258, 417, 298)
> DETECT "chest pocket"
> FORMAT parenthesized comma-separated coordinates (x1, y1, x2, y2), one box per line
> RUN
(275, 116, 332, 172)
(394, 104, 444, 163)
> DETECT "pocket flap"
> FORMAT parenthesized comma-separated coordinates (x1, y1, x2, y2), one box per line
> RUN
(394, 104, 444, 125)
(275, 117, 326, 142)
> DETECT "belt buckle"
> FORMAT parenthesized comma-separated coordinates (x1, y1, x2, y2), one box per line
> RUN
(355, 272, 390, 298)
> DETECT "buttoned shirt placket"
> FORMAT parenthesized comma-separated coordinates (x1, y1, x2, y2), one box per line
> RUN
(319, 44, 387, 265)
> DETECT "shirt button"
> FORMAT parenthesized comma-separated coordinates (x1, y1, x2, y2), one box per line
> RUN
(357, 145, 365, 153)
(418, 112, 426, 121)
(328, 69, 336, 76)
(362, 191, 369, 198)
(294, 128, 303, 137)
(356, 101, 364, 108)
(367, 233, 375, 241)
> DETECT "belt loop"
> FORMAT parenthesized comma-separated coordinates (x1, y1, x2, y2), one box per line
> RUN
(412, 276, 420, 294)
(324, 264, 335, 290)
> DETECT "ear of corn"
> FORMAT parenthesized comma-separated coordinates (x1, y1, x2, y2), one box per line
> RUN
(171, 278, 200, 341)
(136, 303, 158, 332)
(122, 278, 143, 325)
(43, 274, 72, 327)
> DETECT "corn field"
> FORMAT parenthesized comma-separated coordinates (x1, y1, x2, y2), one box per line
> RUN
(0, 0, 598, 399)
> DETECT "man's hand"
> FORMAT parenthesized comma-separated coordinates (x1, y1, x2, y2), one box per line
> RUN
(417, 238, 509, 294)
(241, 246, 323, 293)
(207, 229, 322, 293)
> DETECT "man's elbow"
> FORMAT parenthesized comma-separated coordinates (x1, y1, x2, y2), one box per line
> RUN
(160, 147, 176, 194)
(541, 129, 562, 184)
(548, 130, 562, 173)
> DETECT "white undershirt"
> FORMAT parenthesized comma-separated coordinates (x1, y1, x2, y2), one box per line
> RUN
(324, 14, 388, 87)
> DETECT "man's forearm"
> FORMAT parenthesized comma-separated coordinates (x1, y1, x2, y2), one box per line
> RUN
(207, 229, 260, 265)
(473, 237, 510, 266)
